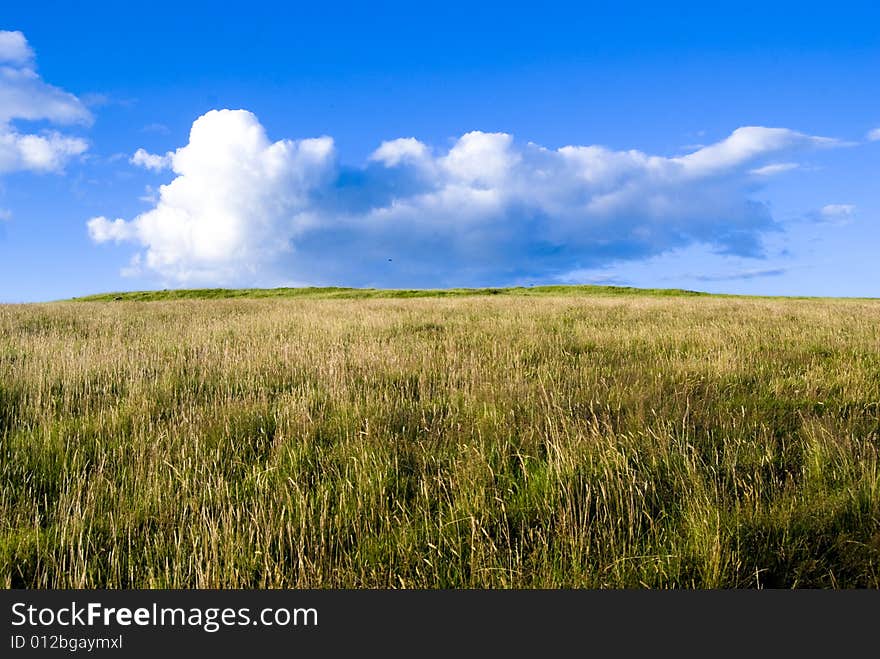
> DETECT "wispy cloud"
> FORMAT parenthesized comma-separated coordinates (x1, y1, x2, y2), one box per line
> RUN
(554, 269, 630, 286)
(805, 203, 857, 225)
(138, 185, 159, 203)
(88, 110, 845, 287)
(749, 162, 800, 176)
(867, 128, 880, 142)
(141, 123, 171, 135)
(689, 267, 788, 282)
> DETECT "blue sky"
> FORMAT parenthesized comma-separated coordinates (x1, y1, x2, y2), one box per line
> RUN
(1, 1, 879, 301)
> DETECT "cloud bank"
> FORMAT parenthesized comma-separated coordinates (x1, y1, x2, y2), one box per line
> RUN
(89, 109, 838, 286)
(0, 30, 90, 174)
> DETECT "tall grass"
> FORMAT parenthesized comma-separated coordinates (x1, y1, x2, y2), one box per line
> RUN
(1, 292, 878, 587)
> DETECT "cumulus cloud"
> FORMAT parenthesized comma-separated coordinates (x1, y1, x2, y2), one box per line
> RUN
(370, 137, 430, 166)
(92, 110, 334, 282)
(88, 109, 842, 286)
(0, 128, 88, 173)
(0, 30, 90, 175)
(130, 148, 172, 171)
(86, 216, 135, 243)
(0, 30, 33, 66)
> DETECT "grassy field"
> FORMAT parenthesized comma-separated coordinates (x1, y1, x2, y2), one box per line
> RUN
(71, 283, 707, 302)
(1, 286, 879, 587)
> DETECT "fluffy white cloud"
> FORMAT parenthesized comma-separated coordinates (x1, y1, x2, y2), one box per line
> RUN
(92, 109, 334, 282)
(0, 31, 33, 66)
(868, 128, 880, 142)
(441, 131, 519, 186)
(89, 110, 841, 286)
(130, 148, 172, 171)
(370, 137, 429, 166)
(86, 216, 135, 243)
(0, 128, 87, 173)
(0, 30, 90, 175)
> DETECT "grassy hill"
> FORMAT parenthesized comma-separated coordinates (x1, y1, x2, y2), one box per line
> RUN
(2, 288, 879, 587)
(70, 284, 708, 302)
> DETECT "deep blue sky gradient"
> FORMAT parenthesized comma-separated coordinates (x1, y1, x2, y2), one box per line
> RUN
(2, 1, 879, 300)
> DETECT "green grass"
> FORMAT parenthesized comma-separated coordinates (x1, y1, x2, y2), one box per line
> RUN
(2, 288, 879, 587)
(70, 284, 708, 302)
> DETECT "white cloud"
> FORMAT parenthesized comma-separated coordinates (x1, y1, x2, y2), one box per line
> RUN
(672, 127, 836, 177)
(120, 253, 143, 278)
(821, 203, 855, 216)
(0, 31, 33, 66)
(868, 128, 880, 142)
(139, 185, 158, 203)
(749, 162, 800, 176)
(819, 204, 856, 223)
(0, 30, 90, 175)
(0, 128, 88, 173)
(689, 267, 788, 282)
(91, 109, 335, 282)
(89, 109, 843, 286)
(0, 208, 11, 221)
(441, 131, 519, 186)
(370, 137, 429, 166)
(130, 148, 172, 172)
(0, 33, 91, 126)
(87, 216, 135, 243)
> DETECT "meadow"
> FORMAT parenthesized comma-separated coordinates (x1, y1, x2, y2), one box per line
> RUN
(1, 286, 878, 588)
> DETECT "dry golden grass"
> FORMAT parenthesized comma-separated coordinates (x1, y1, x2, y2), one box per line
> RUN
(1, 292, 879, 587)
